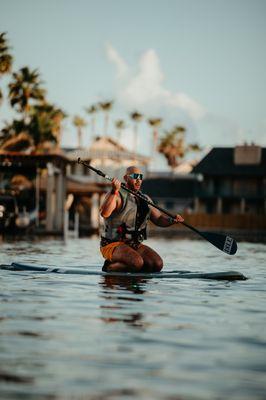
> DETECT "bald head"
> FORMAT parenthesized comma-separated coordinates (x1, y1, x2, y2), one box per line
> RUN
(126, 165, 142, 175)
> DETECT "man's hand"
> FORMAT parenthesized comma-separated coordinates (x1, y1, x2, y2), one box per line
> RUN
(111, 178, 121, 194)
(173, 214, 184, 223)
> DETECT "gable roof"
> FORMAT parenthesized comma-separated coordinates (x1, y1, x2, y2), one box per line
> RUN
(192, 147, 266, 177)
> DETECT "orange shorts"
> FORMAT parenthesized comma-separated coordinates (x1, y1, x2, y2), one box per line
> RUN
(100, 241, 125, 261)
(100, 241, 143, 261)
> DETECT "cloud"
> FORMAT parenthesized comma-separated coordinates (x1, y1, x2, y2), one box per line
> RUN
(106, 43, 128, 79)
(106, 44, 206, 121)
(105, 44, 265, 150)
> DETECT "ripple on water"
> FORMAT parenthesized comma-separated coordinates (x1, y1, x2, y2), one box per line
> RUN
(1, 237, 266, 399)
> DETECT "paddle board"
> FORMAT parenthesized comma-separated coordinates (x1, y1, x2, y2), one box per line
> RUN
(0, 262, 248, 281)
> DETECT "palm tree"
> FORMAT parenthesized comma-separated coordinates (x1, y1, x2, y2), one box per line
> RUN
(147, 117, 162, 159)
(0, 32, 13, 106)
(0, 32, 13, 73)
(73, 116, 87, 148)
(0, 119, 30, 151)
(158, 125, 201, 173)
(51, 107, 67, 149)
(158, 125, 186, 172)
(0, 103, 66, 152)
(30, 103, 66, 149)
(114, 119, 126, 144)
(130, 111, 143, 155)
(98, 100, 114, 137)
(85, 104, 98, 138)
(8, 67, 46, 120)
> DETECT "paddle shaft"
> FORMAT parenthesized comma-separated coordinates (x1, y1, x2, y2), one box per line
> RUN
(78, 158, 178, 220)
(77, 158, 237, 254)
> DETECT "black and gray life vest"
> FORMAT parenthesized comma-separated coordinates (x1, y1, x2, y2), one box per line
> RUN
(101, 189, 152, 243)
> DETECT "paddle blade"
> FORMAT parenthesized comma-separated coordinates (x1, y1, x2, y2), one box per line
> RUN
(200, 232, 237, 255)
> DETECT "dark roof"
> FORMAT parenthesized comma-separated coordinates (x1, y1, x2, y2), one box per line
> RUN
(192, 147, 266, 177)
(142, 177, 197, 198)
(0, 152, 69, 172)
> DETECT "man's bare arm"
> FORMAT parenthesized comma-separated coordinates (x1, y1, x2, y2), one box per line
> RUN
(100, 178, 122, 218)
(150, 207, 184, 227)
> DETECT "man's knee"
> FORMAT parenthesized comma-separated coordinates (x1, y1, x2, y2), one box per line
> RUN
(143, 256, 163, 272)
(131, 255, 144, 271)
(153, 258, 163, 272)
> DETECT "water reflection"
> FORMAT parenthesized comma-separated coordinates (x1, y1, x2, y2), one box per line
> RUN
(99, 276, 149, 329)
(100, 275, 147, 294)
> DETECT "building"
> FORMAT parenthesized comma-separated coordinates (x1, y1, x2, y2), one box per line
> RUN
(142, 174, 197, 214)
(192, 145, 266, 215)
(0, 152, 68, 233)
(64, 136, 150, 179)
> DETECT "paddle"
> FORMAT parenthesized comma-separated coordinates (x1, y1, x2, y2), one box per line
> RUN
(77, 158, 237, 255)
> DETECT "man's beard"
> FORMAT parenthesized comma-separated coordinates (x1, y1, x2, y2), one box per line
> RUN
(127, 182, 141, 192)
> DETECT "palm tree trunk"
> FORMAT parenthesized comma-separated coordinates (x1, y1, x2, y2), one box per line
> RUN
(133, 124, 138, 160)
(151, 128, 158, 159)
(78, 127, 82, 148)
(91, 116, 96, 136)
(117, 129, 121, 144)
(104, 113, 109, 137)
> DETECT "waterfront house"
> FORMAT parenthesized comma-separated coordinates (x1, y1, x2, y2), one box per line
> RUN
(142, 173, 197, 214)
(0, 152, 68, 234)
(192, 145, 266, 215)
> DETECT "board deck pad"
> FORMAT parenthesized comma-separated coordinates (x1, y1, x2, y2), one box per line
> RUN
(0, 263, 248, 281)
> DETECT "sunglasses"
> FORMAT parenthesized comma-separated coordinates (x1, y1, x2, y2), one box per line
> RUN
(127, 173, 143, 180)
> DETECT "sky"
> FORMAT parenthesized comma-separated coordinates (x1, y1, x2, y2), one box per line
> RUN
(0, 0, 266, 165)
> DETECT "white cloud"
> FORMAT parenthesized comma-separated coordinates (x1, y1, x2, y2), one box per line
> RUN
(105, 44, 266, 152)
(106, 44, 206, 121)
(105, 43, 128, 79)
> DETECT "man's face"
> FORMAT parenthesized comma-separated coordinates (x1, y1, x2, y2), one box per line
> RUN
(125, 167, 143, 191)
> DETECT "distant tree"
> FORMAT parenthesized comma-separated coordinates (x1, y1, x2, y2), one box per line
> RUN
(114, 119, 126, 144)
(73, 115, 87, 148)
(147, 117, 162, 159)
(98, 100, 114, 137)
(0, 103, 66, 151)
(8, 67, 46, 120)
(130, 111, 143, 155)
(0, 32, 13, 106)
(158, 125, 201, 172)
(158, 125, 186, 171)
(49, 106, 67, 149)
(0, 32, 13, 74)
(30, 103, 66, 148)
(0, 119, 30, 151)
(85, 104, 98, 137)
(0, 34, 67, 154)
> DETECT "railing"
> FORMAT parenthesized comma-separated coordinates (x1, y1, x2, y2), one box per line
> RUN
(197, 189, 263, 198)
(149, 213, 266, 230)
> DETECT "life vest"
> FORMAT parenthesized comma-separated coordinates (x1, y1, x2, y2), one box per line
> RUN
(101, 188, 152, 244)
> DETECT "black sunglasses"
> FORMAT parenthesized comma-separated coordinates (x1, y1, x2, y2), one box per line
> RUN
(128, 173, 143, 180)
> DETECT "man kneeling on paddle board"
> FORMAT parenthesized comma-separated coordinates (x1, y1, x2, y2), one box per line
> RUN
(100, 166, 184, 273)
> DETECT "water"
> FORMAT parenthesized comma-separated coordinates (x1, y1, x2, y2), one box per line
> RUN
(1, 237, 266, 400)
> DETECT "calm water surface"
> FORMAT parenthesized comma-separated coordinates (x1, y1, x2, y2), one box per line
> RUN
(0, 237, 266, 400)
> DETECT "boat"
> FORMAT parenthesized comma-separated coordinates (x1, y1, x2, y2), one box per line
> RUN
(0, 262, 247, 281)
